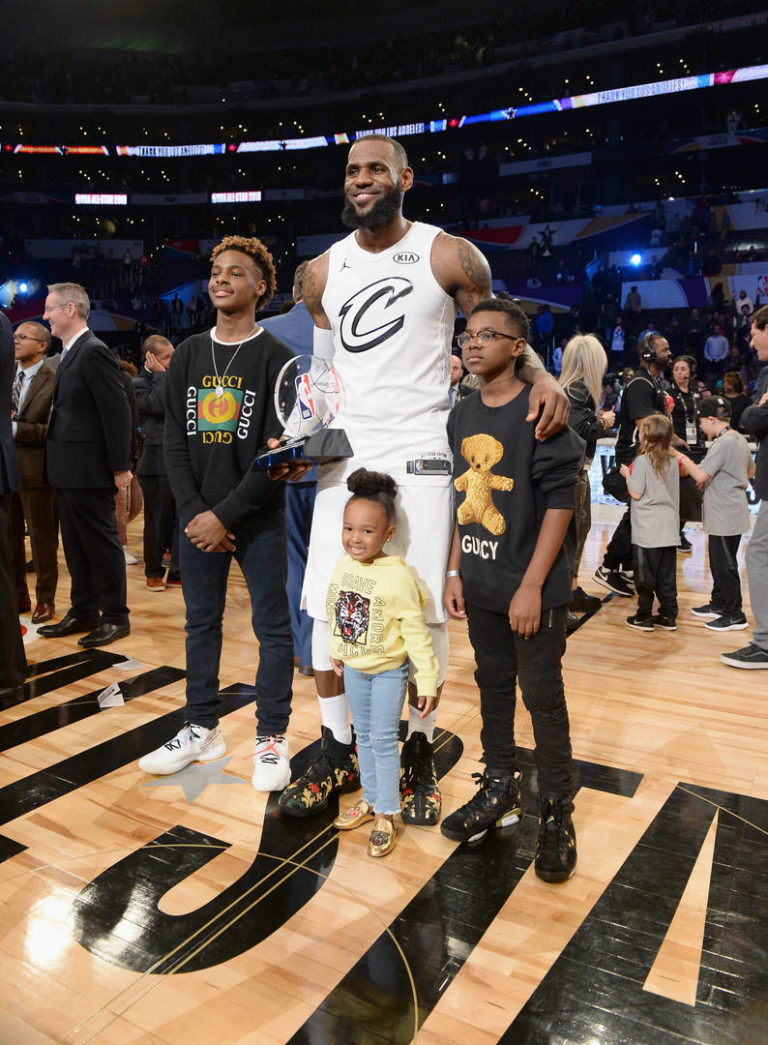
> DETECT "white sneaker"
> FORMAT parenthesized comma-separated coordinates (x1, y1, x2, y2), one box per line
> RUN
(252, 735, 291, 791)
(124, 548, 138, 565)
(138, 723, 226, 775)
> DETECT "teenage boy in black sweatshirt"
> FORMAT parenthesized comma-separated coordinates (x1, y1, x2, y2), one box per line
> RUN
(137, 236, 296, 790)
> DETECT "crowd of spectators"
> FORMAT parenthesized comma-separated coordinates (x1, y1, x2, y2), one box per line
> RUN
(538, 294, 766, 416)
(0, 1, 754, 107)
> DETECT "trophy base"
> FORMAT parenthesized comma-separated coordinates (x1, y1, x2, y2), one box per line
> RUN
(254, 428, 353, 470)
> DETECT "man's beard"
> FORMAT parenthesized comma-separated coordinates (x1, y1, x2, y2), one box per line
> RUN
(341, 185, 403, 229)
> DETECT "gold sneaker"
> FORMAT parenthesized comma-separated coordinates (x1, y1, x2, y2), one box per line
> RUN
(333, 799, 375, 831)
(368, 817, 398, 858)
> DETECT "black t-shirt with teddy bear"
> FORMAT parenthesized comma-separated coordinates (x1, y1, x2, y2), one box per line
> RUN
(447, 385, 584, 615)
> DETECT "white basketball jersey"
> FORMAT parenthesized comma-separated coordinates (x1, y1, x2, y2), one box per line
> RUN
(322, 221, 456, 484)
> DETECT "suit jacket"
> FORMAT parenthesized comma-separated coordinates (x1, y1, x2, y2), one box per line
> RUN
(0, 312, 21, 494)
(120, 368, 142, 468)
(13, 361, 55, 488)
(259, 300, 314, 355)
(742, 366, 768, 499)
(45, 329, 131, 489)
(134, 367, 168, 475)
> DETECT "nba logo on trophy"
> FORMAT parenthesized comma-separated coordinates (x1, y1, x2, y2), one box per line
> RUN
(297, 373, 315, 421)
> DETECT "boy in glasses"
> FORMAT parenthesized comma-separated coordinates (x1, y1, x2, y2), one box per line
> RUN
(443, 298, 584, 882)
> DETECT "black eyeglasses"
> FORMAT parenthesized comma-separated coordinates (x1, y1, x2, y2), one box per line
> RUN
(456, 329, 525, 349)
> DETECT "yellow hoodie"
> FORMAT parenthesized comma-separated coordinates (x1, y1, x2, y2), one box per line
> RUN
(327, 554, 439, 697)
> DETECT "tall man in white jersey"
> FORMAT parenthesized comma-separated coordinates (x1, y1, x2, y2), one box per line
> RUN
(277, 134, 568, 825)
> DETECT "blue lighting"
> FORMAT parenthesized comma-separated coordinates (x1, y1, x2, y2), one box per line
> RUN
(629, 254, 643, 268)
(18, 281, 29, 293)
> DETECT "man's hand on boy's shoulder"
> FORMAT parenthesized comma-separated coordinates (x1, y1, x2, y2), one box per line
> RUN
(526, 371, 570, 440)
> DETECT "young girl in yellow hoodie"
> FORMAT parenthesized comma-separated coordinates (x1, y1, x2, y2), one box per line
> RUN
(327, 468, 439, 857)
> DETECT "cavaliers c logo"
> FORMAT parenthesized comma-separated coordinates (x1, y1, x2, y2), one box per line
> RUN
(338, 277, 413, 352)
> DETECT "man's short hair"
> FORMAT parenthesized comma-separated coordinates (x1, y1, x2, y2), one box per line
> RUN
(47, 282, 90, 319)
(354, 134, 409, 169)
(210, 236, 277, 312)
(469, 297, 530, 341)
(20, 321, 52, 350)
(142, 334, 173, 355)
(752, 304, 768, 330)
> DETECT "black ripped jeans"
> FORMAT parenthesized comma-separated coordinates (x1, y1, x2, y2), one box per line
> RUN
(465, 601, 574, 800)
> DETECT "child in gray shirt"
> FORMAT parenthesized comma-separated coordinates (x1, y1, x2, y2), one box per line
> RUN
(685, 396, 755, 631)
(620, 414, 684, 632)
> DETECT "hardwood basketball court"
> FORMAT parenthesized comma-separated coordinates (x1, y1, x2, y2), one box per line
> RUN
(2, 518, 766, 1044)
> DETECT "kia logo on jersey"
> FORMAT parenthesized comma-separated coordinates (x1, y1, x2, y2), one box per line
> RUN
(338, 277, 414, 352)
(393, 252, 419, 264)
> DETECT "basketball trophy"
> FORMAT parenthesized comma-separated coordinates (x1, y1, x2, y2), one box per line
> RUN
(254, 354, 352, 469)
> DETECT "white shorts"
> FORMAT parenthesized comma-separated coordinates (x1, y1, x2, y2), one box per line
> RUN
(302, 478, 453, 625)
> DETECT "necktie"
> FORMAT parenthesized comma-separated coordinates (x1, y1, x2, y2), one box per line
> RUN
(11, 370, 24, 417)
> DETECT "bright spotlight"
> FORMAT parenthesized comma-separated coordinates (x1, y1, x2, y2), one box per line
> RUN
(629, 254, 642, 268)
(18, 281, 29, 294)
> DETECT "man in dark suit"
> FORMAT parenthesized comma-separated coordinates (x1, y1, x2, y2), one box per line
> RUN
(11, 321, 58, 623)
(0, 310, 26, 693)
(134, 334, 180, 591)
(448, 351, 475, 407)
(259, 261, 315, 674)
(38, 283, 132, 647)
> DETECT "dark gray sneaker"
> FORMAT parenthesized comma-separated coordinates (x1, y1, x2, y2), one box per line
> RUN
(653, 614, 678, 631)
(721, 643, 768, 669)
(691, 603, 723, 619)
(626, 614, 654, 632)
(569, 586, 602, 613)
(705, 614, 749, 632)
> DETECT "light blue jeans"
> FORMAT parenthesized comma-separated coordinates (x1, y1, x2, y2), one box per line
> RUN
(343, 661, 409, 815)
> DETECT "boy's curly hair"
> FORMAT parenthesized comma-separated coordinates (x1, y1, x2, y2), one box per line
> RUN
(210, 235, 277, 312)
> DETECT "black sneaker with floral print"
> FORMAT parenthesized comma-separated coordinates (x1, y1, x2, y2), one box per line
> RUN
(535, 796, 577, 883)
(399, 731, 441, 826)
(278, 727, 360, 817)
(440, 770, 521, 844)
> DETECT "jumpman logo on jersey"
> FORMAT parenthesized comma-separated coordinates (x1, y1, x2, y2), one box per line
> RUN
(340, 260, 350, 271)
(338, 276, 414, 352)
